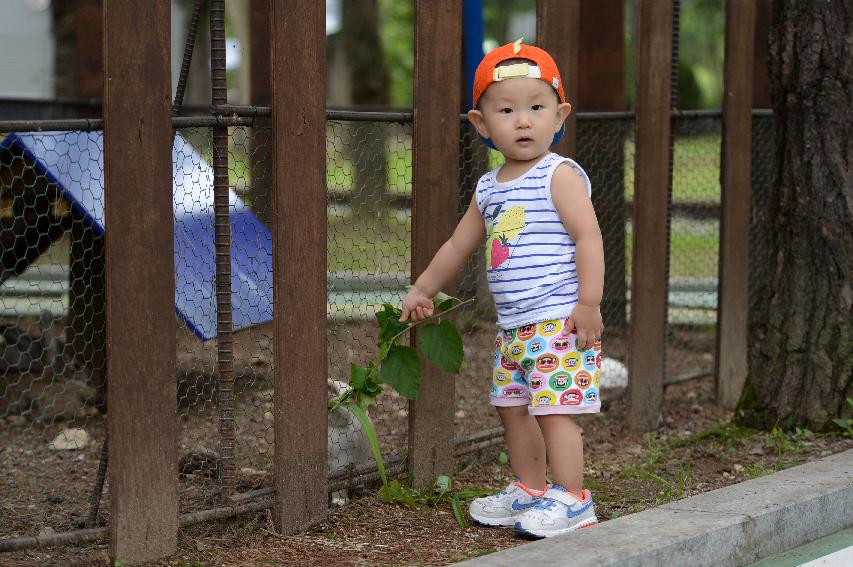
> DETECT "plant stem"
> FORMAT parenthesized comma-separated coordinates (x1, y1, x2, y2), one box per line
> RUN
(390, 297, 475, 345)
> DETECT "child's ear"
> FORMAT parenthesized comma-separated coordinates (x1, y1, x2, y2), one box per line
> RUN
(555, 102, 572, 129)
(467, 109, 490, 139)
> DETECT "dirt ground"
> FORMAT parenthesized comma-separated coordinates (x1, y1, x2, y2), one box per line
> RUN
(1, 320, 851, 566)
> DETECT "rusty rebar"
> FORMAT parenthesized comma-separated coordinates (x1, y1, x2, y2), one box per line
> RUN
(172, 0, 205, 114)
(86, 432, 109, 528)
(208, 0, 236, 495)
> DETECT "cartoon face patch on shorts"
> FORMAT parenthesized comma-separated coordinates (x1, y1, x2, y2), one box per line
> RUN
(489, 318, 601, 414)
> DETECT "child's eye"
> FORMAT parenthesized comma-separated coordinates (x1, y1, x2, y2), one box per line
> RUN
(532, 104, 544, 111)
(499, 107, 513, 114)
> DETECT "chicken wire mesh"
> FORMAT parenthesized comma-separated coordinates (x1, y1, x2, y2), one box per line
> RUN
(0, 111, 774, 541)
(1, 129, 107, 537)
(749, 113, 774, 316)
(662, 115, 723, 380)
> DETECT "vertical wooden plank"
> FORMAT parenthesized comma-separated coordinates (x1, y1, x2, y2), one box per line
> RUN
(249, 0, 273, 227)
(270, 0, 328, 532)
(536, 0, 579, 158)
(76, 0, 104, 98)
(627, 0, 673, 432)
(716, 0, 756, 409)
(577, 0, 624, 111)
(103, 0, 176, 561)
(70, 0, 106, 408)
(576, 0, 628, 333)
(409, 0, 461, 489)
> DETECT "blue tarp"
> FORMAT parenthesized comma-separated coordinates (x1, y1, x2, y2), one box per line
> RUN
(0, 131, 273, 341)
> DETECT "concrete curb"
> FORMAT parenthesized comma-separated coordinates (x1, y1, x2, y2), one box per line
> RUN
(454, 449, 853, 567)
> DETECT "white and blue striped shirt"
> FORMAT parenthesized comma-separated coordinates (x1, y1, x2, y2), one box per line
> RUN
(475, 153, 592, 330)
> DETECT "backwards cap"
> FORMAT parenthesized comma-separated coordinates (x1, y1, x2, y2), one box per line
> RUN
(472, 38, 565, 109)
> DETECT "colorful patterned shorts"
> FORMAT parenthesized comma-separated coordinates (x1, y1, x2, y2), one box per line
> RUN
(490, 318, 602, 415)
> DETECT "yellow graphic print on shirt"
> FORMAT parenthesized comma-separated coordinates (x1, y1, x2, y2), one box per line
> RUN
(486, 205, 526, 269)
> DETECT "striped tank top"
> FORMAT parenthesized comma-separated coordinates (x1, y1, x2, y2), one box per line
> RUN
(475, 152, 592, 330)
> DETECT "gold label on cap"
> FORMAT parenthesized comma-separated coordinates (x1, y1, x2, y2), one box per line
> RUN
(513, 37, 524, 54)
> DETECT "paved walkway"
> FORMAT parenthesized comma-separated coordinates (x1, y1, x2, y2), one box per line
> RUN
(455, 449, 852, 567)
(746, 527, 853, 567)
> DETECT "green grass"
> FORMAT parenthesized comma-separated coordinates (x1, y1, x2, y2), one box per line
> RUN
(324, 132, 722, 204)
(624, 133, 722, 203)
(327, 213, 409, 273)
(626, 218, 720, 279)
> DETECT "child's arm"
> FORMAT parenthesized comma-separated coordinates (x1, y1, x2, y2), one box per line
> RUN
(551, 164, 605, 350)
(400, 196, 486, 322)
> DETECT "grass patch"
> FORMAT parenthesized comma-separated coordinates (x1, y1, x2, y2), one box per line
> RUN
(626, 218, 720, 279)
(624, 133, 721, 203)
(328, 213, 409, 272)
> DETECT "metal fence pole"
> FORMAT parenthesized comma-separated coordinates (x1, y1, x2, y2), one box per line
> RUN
(103, 0, 177, 560)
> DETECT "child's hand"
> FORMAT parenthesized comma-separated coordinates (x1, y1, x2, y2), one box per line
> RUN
(564, 304, 603, 351)
(400, 286, 435, 322)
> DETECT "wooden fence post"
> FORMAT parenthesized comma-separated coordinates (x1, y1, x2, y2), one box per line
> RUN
(716, 0, 756, 409)
(409, 0, 461, 489)
(103, 0, 177, 561)
(628, 0, 673, 432)
(270, 0, 328, 532)
(576, 0, 629, 334)
(536, 0, 580, 158)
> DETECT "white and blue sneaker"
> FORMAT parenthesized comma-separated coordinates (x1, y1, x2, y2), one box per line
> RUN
(468, 480, 547, 527)
(514, 484, 598, 538)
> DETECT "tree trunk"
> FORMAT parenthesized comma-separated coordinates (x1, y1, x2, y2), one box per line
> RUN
(741, 0, 852, 430)
(342, 0, 391, 217)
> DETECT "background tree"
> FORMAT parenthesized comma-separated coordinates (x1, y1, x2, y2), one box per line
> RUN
(341, 0, 392, 217)
(741, 0, 852, 429)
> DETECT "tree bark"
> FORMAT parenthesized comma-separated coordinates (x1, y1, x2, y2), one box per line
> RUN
(742, 0, 852, 430)
(342, 0, 391, 217)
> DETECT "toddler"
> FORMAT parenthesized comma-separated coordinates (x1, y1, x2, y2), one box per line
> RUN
(399, 39, 604, 538)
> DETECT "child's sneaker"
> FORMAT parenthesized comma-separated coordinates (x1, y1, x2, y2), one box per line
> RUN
(468, 480, 547, 527)
(513, 484, 598, 538)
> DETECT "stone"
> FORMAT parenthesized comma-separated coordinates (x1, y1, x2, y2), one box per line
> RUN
(599, 357, 628, 388)
(38, 526, 55, 538)
(48, 428, 89, 450)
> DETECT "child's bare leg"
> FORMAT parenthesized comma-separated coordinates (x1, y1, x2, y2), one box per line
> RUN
(497, 405, 547, 490)
(536, 414, 584, 495)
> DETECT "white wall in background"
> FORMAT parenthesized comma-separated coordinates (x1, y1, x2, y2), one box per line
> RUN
(0, 0, 55, 98)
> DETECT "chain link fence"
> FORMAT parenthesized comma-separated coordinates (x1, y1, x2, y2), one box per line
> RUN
(0, 110, 774, 542)
(663, 115, 723, 381)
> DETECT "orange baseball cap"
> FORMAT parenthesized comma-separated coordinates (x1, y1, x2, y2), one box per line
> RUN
(472, 38, 565, 109)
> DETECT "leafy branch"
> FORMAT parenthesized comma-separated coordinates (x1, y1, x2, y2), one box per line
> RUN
(328, 293, 468, 493)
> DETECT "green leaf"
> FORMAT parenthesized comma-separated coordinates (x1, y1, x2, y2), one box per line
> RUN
(436, 297, 454, 313)
(435, 475, 451, 499)
(379, 480, 418, 508)
(454, 488, 501, 500)
(350, 363, 369, 391)
(379, 345, 422, 400)
(377, 303, 409, 344)
(418, 320, 464, 374)
(433, 291, 452, 305)
(342, 401, 387, 489)
(498, 451, 509, 465)
(451, 494, 467, 527)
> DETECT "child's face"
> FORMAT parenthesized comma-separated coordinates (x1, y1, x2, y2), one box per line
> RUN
(469, 78, 571, 163)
